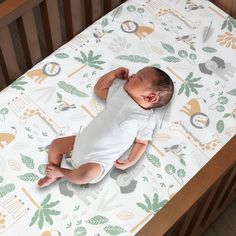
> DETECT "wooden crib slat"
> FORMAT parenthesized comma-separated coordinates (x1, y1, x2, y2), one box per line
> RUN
(0, 0, 44, 30)
(0, 60, 8, 89)
(176, 204, 198, 236)
(201, 165, 236, 226)
(0, 26, 21, 83)
(217, 166, 236, 209)
(84, 0, 93, 27)
(103, 0, 112, 14)
(40, 0, 63, 53)
(16, 9, 42, 68)
(190, 181, 221, 235)
(63, 0, 84, 40)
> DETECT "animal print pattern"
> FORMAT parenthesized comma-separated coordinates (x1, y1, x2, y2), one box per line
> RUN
(0, 0, 235, 235)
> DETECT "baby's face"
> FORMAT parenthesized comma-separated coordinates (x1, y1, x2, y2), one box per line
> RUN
(123, 67, 156, 102)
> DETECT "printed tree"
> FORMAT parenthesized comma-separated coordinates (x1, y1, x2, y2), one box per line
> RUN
(29, 193, 60, 229)
(130, 193, 168, 233)
(178, 72, 203, 97)
(68, 50, 105, 78)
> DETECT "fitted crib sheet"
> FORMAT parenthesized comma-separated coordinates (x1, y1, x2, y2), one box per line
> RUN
(0, 0, 236, 235)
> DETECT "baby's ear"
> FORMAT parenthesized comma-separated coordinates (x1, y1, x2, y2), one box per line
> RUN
(146, 93, 159, 103)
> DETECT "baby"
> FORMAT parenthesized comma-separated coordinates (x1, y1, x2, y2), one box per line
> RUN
(38, 66, 174, 187)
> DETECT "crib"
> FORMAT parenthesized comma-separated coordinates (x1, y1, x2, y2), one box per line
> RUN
(0, 0, 236, 235)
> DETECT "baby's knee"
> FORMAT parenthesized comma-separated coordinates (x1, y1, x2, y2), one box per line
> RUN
(49, 138, 61, 151)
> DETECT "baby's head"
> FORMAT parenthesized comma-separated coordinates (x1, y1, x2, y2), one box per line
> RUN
(123, 67, 174, 109)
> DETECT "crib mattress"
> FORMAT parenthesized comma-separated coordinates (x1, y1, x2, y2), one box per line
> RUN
(0, 0, 236, 235)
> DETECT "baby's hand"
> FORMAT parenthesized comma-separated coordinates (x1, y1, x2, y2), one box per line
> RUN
(46, 164, 63, 178)
(113, 67, 129, 80)
(114, 159, 133, 170)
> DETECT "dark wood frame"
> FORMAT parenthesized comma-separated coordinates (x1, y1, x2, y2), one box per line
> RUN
(0, 0, 235, 235)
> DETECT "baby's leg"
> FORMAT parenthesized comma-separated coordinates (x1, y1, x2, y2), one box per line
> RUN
(48, 136, 76, 166)
(38, 135, 76, 188)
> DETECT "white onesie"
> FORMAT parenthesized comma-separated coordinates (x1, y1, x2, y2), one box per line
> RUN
(69, 79, 157, 183)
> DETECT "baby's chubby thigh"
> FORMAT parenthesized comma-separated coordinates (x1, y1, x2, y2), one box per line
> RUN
(75, 162, 103, 184)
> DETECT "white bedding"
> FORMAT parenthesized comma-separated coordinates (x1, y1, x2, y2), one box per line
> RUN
(0, 0, 235, 235)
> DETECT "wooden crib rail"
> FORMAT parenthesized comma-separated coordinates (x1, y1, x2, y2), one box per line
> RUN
(0, 0, 126, 89)
(137, 135, 236, 236)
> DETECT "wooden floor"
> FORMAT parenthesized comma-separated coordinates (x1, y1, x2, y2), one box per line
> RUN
(203, 199, 236, 236)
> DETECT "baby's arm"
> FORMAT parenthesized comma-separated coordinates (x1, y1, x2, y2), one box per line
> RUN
(114, 138, 148, 170)
(94, 67, 128, 100)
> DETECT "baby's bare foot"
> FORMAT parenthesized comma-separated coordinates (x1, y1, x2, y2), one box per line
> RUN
(38, 176, 60, 188)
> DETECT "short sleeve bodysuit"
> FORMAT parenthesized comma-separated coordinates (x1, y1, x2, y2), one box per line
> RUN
(70, 79, 157, 175)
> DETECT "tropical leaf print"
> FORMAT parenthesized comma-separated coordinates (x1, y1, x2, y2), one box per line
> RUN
(21, 154, 35, 169)
(29, 194, 60, 229)
(10, 76, 28, 90)
(202, 47, 217, 53)
(58, 81, 89, 97)
(68, 50, 105, 78)
(161, 42, 175, 54)
(0, 184, 15, 198)
(115, 55, 149, 63)
(221, 16, 236, 32)
(178, 72, 203, 97)
(145, 152, 160, 167)
(104, 225, 126, 235)
(111, 6, 123, 22)
(17, 173, 39, 181)
(136, 193, 168, 214)
(161, 56, 180, 63)
(86, 215, 108, 225)
(73, 226, 87, 236)
(55, 53, 69, 59)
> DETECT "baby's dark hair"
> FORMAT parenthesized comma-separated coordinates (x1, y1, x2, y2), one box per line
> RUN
(150, 67, 174, 108)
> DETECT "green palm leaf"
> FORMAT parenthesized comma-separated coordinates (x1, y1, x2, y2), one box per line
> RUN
(43, 200, 60, 208)
(178, 84, 185, 95)
(153, 200, 168, 214)
(185, 84, 190, 97)
(41, 194, 51, 206)
(74, 57, 85, 64)
(152, 193, 159, 211)
(91, 60, 105, 65)
(136, 202, 150, 213)
(90, 54, 102, 61)
(144, 194, 152, 211)
(89, 64, 103, 70)
(186, 72, 193, 81)
(191, 83, 203, 88)
(188, 77, 201, 82)
(87, 50, 94, 61)
(21, 154, 34, 169)
(188, 84, 198, 94)
(38, 210, 44, 229)
(29, 209, 39, 226)
(80, 51, 88, 62)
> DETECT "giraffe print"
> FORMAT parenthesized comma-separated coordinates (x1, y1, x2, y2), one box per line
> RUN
(143, 0, 200, 29)
(8, 93, 68, 136)
(169, 121, 220, 152)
